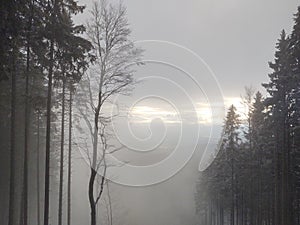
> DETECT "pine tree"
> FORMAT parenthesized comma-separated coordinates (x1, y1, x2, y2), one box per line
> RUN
(33, 1, 90, 224)
(263, 29, 295, 225)
(289, 6, 300, 224)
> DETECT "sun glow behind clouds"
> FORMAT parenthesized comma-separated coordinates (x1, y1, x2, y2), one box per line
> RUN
(129, 103, 214, 125)
(224, 97, 248, 120)
(127, 97, 248, 125)
(196, 106, 213, 124)
(129, 105, 181, 124)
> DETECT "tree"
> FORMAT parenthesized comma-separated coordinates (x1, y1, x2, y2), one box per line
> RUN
(263, 29, 295, 225)
(67, 83, 73, 225)
(56, 15, 91, 225)
(289, 6, 300, 224)
(35, 1, 90, 224)
(195, 105, 241, 225)
(76, 1, 142, 225)
(1, 1, 26, 224)
(0, 0, 90, 225)
(21, 1, 35, 224)
(223, 105, 241, 225)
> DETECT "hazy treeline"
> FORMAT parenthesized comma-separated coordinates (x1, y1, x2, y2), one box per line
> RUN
(195, 6, 300, 225)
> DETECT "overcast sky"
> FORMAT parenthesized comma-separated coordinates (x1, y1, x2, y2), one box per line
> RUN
(77, 0, 300, 97)
(74, 0, 300, 133)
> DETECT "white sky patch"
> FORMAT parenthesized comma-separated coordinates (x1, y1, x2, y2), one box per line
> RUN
(128, 103, 215, 125)
(128, 105, 181, 124)
(224, 97, 248, 120)
(104, 97, 247, 125)
(196, 106, 213, 124)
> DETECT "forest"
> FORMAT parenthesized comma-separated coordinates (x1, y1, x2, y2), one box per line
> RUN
(1, 0, 141, 225)
(1, 0, 300, 225)
(195, 6, 300, 225)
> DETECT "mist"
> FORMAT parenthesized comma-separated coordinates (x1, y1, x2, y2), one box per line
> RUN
(1, 1, 300, 225)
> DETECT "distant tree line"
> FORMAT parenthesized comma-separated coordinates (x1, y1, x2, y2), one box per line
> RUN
(195, 6, 300, 225)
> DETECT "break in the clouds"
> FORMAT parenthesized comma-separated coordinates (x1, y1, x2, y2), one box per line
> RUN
(116, 97, 246, 125)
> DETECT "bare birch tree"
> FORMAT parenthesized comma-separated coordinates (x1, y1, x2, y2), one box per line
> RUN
(75, 1, 142, 225)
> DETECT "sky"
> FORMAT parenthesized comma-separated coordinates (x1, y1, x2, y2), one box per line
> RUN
(76, 0, 299, 97)
(73, 0, 300, 138)
(71, 1, 300, 224)
(124, 0, 299, 96)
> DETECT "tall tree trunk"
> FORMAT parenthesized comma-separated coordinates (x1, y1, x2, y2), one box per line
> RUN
(231, 154, 235, 225)
(58, 75, 66, 225)
(88, 132, 98, 225)
(274, 128, 280, 225)
(36, 111, 41, 225)
(8, 41, 17, 225)
(89, 168, 97, 225)
(44, 39, 54, 225)
(67, 84, 72, 225)
(89, 89, 101, 225)
(281, 119, 287, 225)
(106, 182, 113, 225)
(22, 3, 33, 221)
(19, 195, 24, 225)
